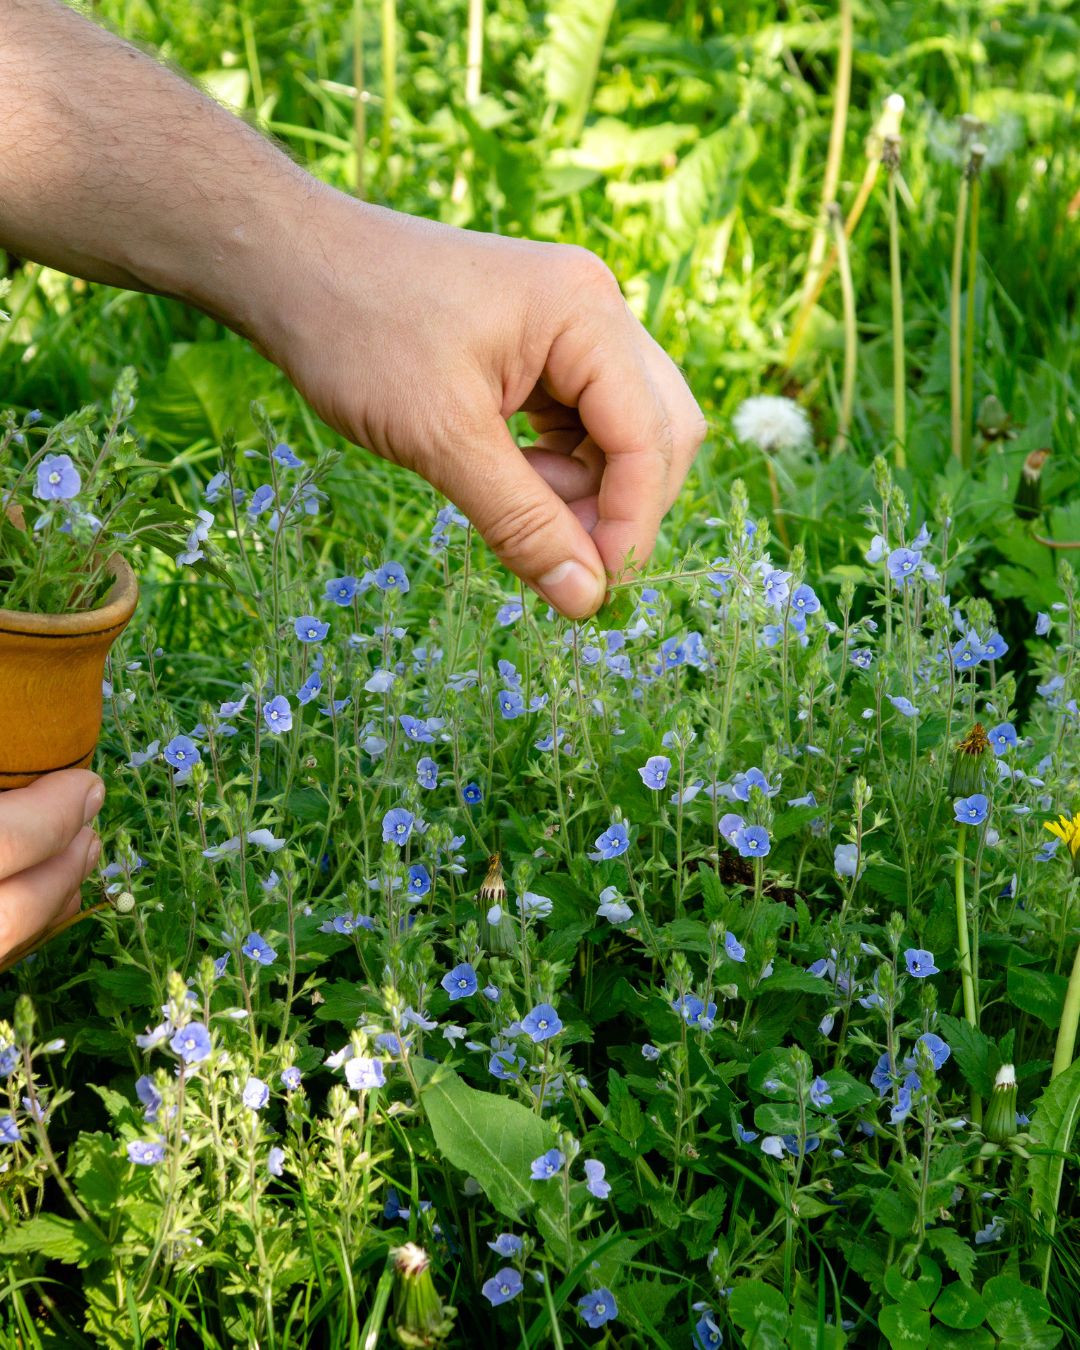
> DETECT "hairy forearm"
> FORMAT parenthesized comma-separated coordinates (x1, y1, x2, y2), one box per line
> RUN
(0, 0, 321, 341)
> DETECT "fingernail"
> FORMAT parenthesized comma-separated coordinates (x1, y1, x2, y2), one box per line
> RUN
(84, 833, 101, 874)
(538, 560, 605, 619)
(83, 781, 105, 825)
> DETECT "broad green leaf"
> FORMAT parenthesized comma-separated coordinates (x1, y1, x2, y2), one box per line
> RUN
(727, 1280, 789, 1349)
(566, 117, 698, 172)
(414, 1060, 565, 1257)
(0, 1214, 105, 1265)
(536, 0, 616, 142)
(819, 1069, 875, 1113)
(748, 1047, 813, 1100)
(885, 1256, 941, 1309)
(660, 120, 757, 259)
(981, 1275, 1052, 1340)
(878, 1301, 931, 1348)
(936, 1016, 995, 1098)
(927, 1328, 994, 1349)
(1027, 1053, 1080, 1289)
(933, 1281, 986, 1330)
(1007, 966, 1068, 1028)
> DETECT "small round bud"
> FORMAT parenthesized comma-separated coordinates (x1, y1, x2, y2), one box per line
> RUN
(115, 892, 136, 915)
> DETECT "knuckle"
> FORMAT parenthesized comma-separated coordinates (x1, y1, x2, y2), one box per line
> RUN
(564, 246, 620, 299)
(485, 494, 562, 564)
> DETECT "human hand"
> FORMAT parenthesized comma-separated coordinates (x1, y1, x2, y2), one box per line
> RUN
(256, 200, 706, 618)
(0, 770, 103, 967)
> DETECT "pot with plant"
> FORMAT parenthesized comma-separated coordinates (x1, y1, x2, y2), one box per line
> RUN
(0, 370, 192, 789)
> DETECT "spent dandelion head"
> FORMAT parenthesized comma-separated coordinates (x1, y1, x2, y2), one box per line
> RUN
(949, 723, 990, 797)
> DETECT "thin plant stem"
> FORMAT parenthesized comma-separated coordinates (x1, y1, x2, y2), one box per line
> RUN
(949, 174, 970, 465)
(1051, 879, 1080, 1080)
(962, 170, 981, 468)
(380, 0, 396, 171)
(830, 204, 857, 453)
(886, 159, 906, 465)
(353, 0, 366, 197)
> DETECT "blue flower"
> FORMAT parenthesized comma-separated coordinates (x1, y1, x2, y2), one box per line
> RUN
(851, 647, 873, 670)
(495, 601, 523, 626)
(809, 1076, 832, 1108)
(268, 1146, 285, 1177)
(0, 1115, 21, 1143)
(35, 453, 81, 501)
(272, 442, 303, 468)
(407, 864, 431, 898)
(374, 562, 409, 593)
(242, 932, 277, 966)
(400, 714, 436, 743)
(416, 757, 438, 790)
(887, 548, 921, 584)
(242, 1076, 270, 1111)
(592, 821, 629, 860)
(904, 948, 939, 978)
(462, 782, 483, 805)
(297, 671, 322, 706)
(890, 1086, 914, 1123)
(577, 1289, 617, 1329)
(889, 695, 919, 718)
(345, 1057, 387, 1090)
(673, 994, 716, 1027)
(488, 1233, 523, 1257)
(382, 807, 416, 846)
(718, 812, 744, 844)
(1036, 612, 1051, 637)
(521, 1003, 563, 1043)
(834, 843, 859, 877)
(791, 583, 820, 614)
(913, 1032, 950, 1070)
(975, 1215, 1005, 1245)
(988, 723, 1017, 756)
(482, 1269, 524, 1306)
(583, 1158, 610, 1199)
(694, 1310, 724, 1349)
(163, 735, 201, 769)
(294, 615, 329, 643)
(871, 1053, 894, 1097)
(326, 576, 359, 605)
(170, 1022, 212, 1064)
(441, 963, 478, 1001)
(638, 755, 671, 791)
(762, 569, 791, 609)
(530, 1148, 564, 1180)
(730, 767, 777, 801)
(954, 794, 988, 826)
(127, 1140, 165, 1165)
(248, 484, 275, 517)
(281, 1067, 302, 1091)
(734, 825, 770, 858)
(951, 632, 983, 670)
(262, 695, 293, 734)
(498, 689, 526, 719)
(724, 931, 745, 963)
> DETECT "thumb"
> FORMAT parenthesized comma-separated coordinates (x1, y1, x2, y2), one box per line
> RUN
(441, 418, 607, 619)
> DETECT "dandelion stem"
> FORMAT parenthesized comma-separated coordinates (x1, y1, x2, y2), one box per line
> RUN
(886, 161, 906, 465)
(829, 204, 857, 453)
(949, 174, 970, 465)
(352, 0, 366, 197)
(962, 171, 981, 468)
(1051, 880, 1080, 1080)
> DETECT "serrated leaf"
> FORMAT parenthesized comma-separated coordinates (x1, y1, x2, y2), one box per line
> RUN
(1027, 1055, 1080, 1282)
(925, 1229, 976, 1286)
(937, 1016, 995, 1098)
(0, 1214, 105, 1265)
(661, 120, 757, 258)
(1007, 966, 1067, 1028)
(536, 0, 616, 141)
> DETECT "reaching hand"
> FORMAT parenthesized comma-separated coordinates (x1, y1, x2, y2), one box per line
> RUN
(0, 770, 103, 966)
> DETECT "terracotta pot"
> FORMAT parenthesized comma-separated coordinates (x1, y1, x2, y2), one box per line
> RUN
(0, 555, 138, 789)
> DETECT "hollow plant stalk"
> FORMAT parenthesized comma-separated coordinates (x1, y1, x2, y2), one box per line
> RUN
(962, 168, 981, 468)
(886, 157, 906, 466)
(830, 203, 857, 453)
(949, 173, 970, 465)
(353, 0, 366, 197)
(955, 824, 983, 1130)
(451, 0, 484, 204)
(1050, 878, 1080, 1079)
(381, 0, 396, 171)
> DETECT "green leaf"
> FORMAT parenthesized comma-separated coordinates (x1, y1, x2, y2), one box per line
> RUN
(927, 1328, 995, 1349)
(414, 1060, 565, 1258)
(312, 980, 377, 1027)
(1027, 1051, 1080, 1263)
(0, 1214, 105, 1265)
(936, 1016, 995, 1098)
(933, 1282, 986, 1330)
(885, 1257, 941, 1309)
(747, 1047, 812, 1101)
(1006, 966, 1068, 1029)
(819, 1070, 875, 1114)
(660, 121, 757, 259)
(878, 1301, 931, 1348)
(727, 1280, 789, 1349)
(981, 1275, 1052, 1340)
(536, 0, 616, 141)
(925, 1229, 976, 1286)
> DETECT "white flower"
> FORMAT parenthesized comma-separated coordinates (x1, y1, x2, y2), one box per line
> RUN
(733, 396, 812, 453)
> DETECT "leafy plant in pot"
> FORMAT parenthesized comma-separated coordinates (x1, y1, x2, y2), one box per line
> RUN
(0, 370, 194, 788)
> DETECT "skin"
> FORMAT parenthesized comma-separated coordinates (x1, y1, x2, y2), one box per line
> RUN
(0, 0, 705, 960)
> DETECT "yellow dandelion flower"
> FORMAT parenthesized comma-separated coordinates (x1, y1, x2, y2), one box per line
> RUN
(1044, 811, 1080, 858)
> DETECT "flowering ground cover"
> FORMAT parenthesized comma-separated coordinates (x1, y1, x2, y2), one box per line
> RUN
(3, 1, 1080, 1348)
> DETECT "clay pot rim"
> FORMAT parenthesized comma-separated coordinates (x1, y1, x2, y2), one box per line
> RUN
(0, 553, 139, 638)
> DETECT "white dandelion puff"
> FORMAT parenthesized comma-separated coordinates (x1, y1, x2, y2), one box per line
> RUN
(732, 396, 812, 453)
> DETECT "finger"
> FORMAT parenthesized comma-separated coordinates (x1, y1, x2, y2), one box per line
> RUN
(638, 330, 707, 511)
(522, 438, 604, 502)
(0, 826, 100, 960)
(0, 770, 104, 881)
(433, 413, 606, 619)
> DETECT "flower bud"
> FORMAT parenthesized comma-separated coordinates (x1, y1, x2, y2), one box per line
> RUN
(1015, 448, 1050, 521)
(948, 724, 989, 797)
(390, 1243, 456, 1346)
(115, 891, 136, 915)
(984, 1063, 1018, 1144)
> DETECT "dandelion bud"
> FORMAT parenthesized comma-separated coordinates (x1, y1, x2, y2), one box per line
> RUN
(115, 891, 136, 915)
(984, 1064, 1018, 1144)
(390, 1243, 457, 1346)
(1014, 447, 1050, 521)
(948, 724, 989, 797)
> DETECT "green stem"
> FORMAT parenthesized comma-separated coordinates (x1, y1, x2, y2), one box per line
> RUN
(380, 0, 396, 170)
(962, 172, 980, 469)
(1051, 880, 1080, 1080)
(830, 203, 857, 453)
(949, 174, 970, 465)
(353, 0, 366, 197)
(887, 165, 906, 465)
